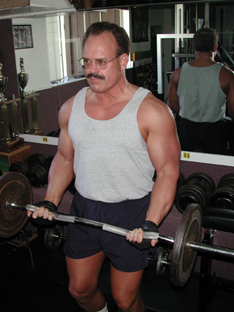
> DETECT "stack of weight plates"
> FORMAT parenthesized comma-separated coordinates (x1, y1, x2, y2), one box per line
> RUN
(111, 0, 124, 5)
(93, 0, 108, 7)
(126, 0, 140, 4)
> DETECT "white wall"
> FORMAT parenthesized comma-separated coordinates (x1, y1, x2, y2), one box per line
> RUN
(13, 17, 51, 92)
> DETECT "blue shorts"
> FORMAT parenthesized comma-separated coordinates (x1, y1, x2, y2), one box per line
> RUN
(63, 192, 155, 272)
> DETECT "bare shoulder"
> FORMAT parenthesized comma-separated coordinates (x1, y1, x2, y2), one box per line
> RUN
(220, 64, 234, 77)
(58, 94, 76, 127)
(138, 93, 175, 135)
(219, 65, 234, 94)
(141, 93, 174, 117)
(170, 66, 182, 84)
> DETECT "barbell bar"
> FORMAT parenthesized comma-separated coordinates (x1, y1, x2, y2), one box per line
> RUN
(11, 202, 160, 240)
(1, 172, 234, 288)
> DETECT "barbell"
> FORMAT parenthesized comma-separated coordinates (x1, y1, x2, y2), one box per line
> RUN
(1, 172, 234, 288)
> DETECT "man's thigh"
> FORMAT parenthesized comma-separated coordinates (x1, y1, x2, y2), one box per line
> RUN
(110, 263, 144, 304)
(66, 251, 106, 291)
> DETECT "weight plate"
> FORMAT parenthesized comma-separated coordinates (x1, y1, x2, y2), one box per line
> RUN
(27, 164, 47, 187)
(209, 186, 234, 210)
(175, 184, 207, 213)
(217, 173, 234, 188)
(28, 153, 46, 167)
(156, 247, 170, 278)
(44, 224, 64, 251)
(0, 172, 33, 238)
(9, 161, 28, 176)
(170, 203, 202, 287)
(185, 172, 216, 198)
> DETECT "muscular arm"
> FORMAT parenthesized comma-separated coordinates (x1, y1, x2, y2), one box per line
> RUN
(168, 67, 181, 114)
(144, 95, 181, 226)
(127, 94, 180, 246)
(44, 97, 75, 206)
(220, 67, 234, 119)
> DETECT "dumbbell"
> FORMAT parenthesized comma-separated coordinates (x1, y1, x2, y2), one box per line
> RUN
(175, 172, 216, 213)
(9, 161, 28, 176)
(27, 153, 49, 187)
(209, 173, 234, 210)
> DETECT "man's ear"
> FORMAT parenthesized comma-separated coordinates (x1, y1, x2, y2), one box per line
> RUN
(119, 53, 129, 71)
(214, 43, 218, 52)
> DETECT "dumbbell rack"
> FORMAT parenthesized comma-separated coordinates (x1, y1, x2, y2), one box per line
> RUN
(175, 172, 234, 312)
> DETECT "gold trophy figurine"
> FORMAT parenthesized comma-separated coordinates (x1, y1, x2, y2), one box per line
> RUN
(0, 63, 8, 103)
(17, 58, 30, 133)
(0, 63, 10, 142)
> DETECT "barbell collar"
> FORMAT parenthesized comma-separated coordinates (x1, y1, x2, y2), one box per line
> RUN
(188, 242, 234, 259)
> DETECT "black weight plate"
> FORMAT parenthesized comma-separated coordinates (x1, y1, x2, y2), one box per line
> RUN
(156, 247, 170, 278)
(27, 164, 47, 187)
(209, 186, 234, 210)
(0, 172, 33, 238)
(217, 173, 234, 188)
(9, 161, 28, 176)
(185, 172, 216, 198)
(28, 153, 46, 167)
(44, 224, 64, 251)
(170, 203, 202, 287)
(175, 184, 207, 213)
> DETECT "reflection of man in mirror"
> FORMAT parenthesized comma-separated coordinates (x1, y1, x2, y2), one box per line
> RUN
(168, 27, 234, 155)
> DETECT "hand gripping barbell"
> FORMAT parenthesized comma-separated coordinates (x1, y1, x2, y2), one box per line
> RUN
(1, 172, 234, 288)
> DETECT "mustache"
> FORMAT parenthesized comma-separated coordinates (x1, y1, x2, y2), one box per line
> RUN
(86, 73, 105, 80)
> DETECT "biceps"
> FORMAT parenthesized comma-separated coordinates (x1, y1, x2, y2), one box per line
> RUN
(147, 125, 180, 174)
(57, 129, 74, 162)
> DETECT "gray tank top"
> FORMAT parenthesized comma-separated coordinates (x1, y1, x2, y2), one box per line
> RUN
(177, 62, 226, 122)
(68, 87, 155, 203)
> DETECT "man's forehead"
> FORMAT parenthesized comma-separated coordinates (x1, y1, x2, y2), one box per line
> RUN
(83, 34, 117, 58)
(85, 32, 117, 47)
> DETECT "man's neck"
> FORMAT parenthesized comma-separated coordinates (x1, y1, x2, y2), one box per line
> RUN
(195, 51, 215, 61)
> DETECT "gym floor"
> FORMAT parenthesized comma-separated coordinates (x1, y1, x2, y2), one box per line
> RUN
(0, 228, 234, 312)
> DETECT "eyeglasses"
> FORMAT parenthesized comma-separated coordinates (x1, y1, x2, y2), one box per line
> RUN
(78, 55, 121, 70)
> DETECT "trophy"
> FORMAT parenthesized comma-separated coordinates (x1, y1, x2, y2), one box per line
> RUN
(0, 63, 10, 142)
(31, 91, 39, 133)
(17, 58, 30, 133)
(0, 64, 24, 152)
(0, 63, 8, 103)
(12, 94, 20, 138)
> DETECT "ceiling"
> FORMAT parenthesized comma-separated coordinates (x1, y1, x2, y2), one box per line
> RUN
(0, 0, 233, 20)
(0, 0, 76, 19)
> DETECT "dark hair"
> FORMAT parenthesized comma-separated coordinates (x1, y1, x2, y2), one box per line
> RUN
(193, 27, 218, 52)
(83, 21, 130, 56)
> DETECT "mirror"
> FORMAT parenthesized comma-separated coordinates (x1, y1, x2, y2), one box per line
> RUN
(0, 1, 233, 160)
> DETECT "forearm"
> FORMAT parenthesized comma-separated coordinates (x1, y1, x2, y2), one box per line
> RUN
(146, 169, 179, 226)
(44, 153, 74, 206)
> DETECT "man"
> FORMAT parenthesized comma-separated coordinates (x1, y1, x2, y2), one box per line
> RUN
(168, 27, 234, 155)
(28, 22, 180, 312)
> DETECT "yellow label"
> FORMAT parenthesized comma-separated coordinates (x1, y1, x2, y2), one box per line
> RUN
(42, 137, 48, 142)
(183, 152, 190, 159)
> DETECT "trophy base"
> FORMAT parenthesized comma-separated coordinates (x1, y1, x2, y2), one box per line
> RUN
(29, 129, 43, 135)
(0, 137, 25, 153)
